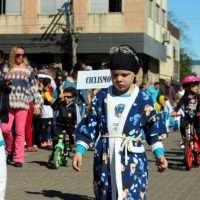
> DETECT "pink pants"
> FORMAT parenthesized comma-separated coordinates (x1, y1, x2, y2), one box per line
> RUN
(2, 109, 28, 163)
(25, 102, 34, 147)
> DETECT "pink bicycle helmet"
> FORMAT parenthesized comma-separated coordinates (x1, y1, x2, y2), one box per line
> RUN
(182, 75, 200, 85)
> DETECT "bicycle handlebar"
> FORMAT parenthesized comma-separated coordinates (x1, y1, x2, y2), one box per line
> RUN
(171, 113, 181, 117)
(171, 112, 200, 118)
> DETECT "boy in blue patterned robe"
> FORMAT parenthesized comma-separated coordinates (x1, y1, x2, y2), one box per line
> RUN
(73, 45, 168, 200)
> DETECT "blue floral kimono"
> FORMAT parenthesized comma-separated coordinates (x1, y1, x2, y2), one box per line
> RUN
(76, 86, 166, 200)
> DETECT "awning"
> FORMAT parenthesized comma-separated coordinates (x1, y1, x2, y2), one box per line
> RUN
(0, 33, 166, 61)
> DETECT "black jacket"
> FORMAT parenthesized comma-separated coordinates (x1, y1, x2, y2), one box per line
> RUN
(0, 75, 11, 122)
(174, 91, 200, 115)
(53, 100, 77, 133)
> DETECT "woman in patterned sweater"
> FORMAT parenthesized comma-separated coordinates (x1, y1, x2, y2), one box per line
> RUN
(2, 46, 43, 167)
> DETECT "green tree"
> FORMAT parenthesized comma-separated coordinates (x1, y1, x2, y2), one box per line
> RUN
(180, 48, 192, 79)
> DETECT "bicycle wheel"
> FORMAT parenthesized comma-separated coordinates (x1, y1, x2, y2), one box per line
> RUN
(53, 148, 62, 169)
(62, 154, 68, 167)
(193, 132, 200, 166)
(193, 152, 199, 166)
(184, 142, 193, 170)
(62, 143, 70, 166)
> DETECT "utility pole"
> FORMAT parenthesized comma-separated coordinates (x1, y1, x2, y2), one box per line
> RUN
(40, 1, 78, 69)
(64, 0, 78, 67)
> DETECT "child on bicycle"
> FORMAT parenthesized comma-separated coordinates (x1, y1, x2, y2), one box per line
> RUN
(48, 87, 81, 165)
(172, 75, 200, 148)
(72, 45, 168, 200)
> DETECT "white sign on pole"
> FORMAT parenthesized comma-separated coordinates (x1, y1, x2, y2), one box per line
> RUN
(77, 70, 112, 89)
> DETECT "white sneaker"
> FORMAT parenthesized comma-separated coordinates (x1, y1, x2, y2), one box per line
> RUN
(180, 142, 185, 149)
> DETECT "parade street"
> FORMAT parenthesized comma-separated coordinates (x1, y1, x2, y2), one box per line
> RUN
(7, 132, 200, 200)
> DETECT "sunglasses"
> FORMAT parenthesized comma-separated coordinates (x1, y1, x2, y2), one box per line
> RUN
(189, 83, 199, 87)
(16, 53, 25, 58)
(64, 95, 73, 99)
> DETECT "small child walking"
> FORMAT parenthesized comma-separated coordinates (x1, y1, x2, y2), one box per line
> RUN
(40, 78, 54, 148)
(154, 94, 176, 136)
(73, 45, 168, 200)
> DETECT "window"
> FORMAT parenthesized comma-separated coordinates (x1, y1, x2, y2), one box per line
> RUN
(6, 0, 21, 15)
(40, 0, 67, 15)
(109, 0, 122, 12)
(162, 9, 166, 27)
(0, 0, 21, 15)
(56, 0, 69, 10)
(156, 4, 160, 24)
(148, 0, 153, 18)
(40, 0, 56, 15)
(0, 0, 5, 14)
(173, 47, 179, 60)
(90, 0, 109, 14)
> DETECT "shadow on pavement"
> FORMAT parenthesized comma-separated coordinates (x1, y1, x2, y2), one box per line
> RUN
(166, 157, 183, 163)
(165, 149, 186, 171)
(168, 162, 186, 171)
(165, 150, 183, 157)
(148, 148, 186, 171)
(28, 161, 52, 169)
(25, 190, 94, 200)
(28, 160, 74, 169)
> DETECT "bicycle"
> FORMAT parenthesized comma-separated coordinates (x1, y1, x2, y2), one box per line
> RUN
(53, 130, 71, 169)
(184, 117, 200, 170)
(172, 112, 200, 170)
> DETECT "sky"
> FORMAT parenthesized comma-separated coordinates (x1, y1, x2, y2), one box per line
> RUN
(168, 0, 200, 60)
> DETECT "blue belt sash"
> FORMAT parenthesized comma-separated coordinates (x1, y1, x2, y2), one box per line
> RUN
(0, 140, 5, 146)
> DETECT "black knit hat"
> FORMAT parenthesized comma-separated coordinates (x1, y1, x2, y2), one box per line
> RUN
(109, 45, 140, 74)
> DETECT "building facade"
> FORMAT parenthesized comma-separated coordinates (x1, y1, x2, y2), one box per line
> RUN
(74, 0, 168, 82)
(160, 22, 180, 81)
(0, 0, 69, 66)
(0, 0, 179, 80)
